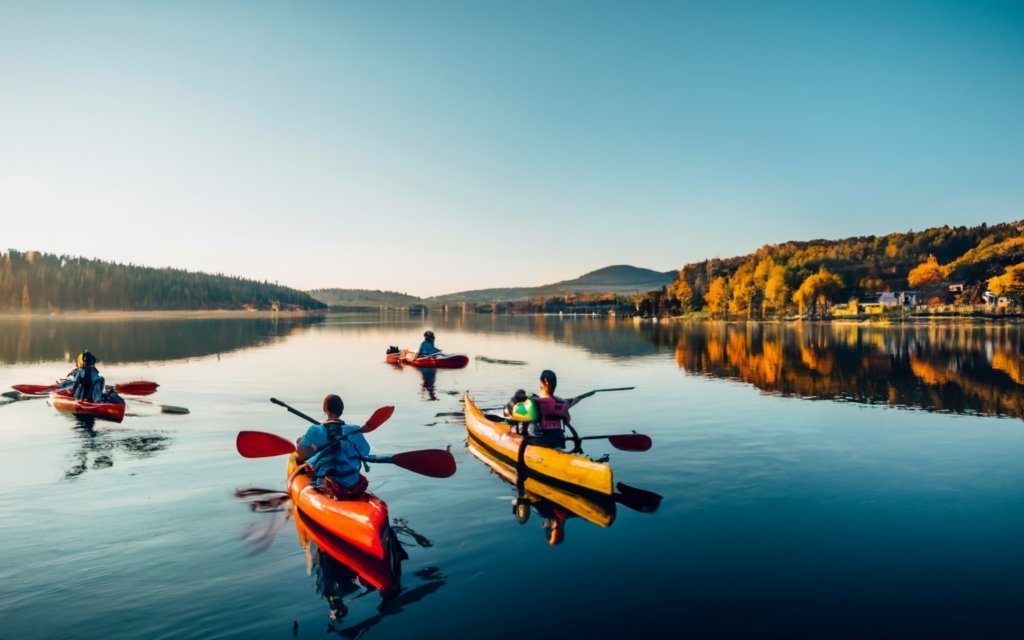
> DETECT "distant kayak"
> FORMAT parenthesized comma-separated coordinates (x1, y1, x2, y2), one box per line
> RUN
(385, 348, 468, 369)
(49, 388, 126, 423)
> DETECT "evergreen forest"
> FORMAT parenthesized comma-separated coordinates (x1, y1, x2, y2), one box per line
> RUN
(0, 251, 326, 312)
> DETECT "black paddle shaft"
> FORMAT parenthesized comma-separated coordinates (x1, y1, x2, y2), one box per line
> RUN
(270, 397, 318, 424)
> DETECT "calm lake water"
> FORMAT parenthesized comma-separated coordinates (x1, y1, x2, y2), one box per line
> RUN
(2, 314, 1024, 639)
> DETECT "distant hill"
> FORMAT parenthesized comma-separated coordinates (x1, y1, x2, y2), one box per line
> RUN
(309, 288, 423, 308)
(430, 265, 676, 304)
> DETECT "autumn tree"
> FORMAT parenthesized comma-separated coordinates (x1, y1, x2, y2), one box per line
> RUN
(792, 267, 844, 318)
(988, 263, 1024, 299)
(705, 276, 729, 317)
(907, 255, 948, 288)
(763, 265, 791, 317)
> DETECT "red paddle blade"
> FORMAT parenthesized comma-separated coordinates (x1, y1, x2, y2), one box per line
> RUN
(12, 384, 58, 394)
(360, 406, 395, 433)
(114, 381, 159, 396)
(607, 434, 652, 452)
(390, 449, 457, 478)
(237, 431, 296, 458)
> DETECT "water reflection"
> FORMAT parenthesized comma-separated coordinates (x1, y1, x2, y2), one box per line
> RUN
(657, 322, 1024, 419)
(62, 419, 172, 480)
(235, 490, 445, 636)
(0, 314, 325, 364)
(466, 437, 661, 546)
(418, 368, 438, 401)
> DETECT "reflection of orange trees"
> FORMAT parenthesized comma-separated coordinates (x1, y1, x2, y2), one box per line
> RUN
(992, 351, 1024, 385)
(910, 354, 1024, 416)
(909, 356, 958, 385)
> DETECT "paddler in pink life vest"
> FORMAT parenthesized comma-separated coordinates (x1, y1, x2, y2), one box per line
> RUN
(504, 370, 582, 450)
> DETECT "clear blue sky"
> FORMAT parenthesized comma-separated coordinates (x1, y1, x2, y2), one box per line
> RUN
(2, 0, 1022, 297)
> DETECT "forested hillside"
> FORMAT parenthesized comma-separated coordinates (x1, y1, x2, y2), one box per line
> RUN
(639, 221, 1024, 318)
(309, 288, 422, 308)
(0, 251, 326, 312)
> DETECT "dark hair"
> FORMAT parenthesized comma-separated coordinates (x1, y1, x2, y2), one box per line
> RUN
(323, 394, 344, 416)
(512, 388, 527, 403)
(82, 350, 97, 366)
(424, 330, 434, 339)
(539, 370, 557, 392)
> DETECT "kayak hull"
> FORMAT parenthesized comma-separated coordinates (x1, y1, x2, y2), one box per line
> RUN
(387, 349, 468, 369)
(285, 453, 391, 560)
(292, 505, 401, 593)
(463, 392, 614, 495)
(466, 436, 615, 527)
(49, 389, 126, 423)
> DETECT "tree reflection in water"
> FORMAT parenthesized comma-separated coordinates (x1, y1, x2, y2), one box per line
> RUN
(657, 322, 1024, 419)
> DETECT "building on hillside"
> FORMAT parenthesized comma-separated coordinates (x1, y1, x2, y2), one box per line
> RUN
(877, 291, 918, 307)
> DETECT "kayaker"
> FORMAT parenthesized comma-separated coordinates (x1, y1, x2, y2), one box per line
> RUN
(505, 370, 581, 450)
(416, 330, 441, 358)
(70, 350, 105, 403)
(294, 394, 371, 500)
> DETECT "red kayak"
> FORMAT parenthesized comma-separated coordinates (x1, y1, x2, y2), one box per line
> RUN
(385, 348, 469, 369)
(49, 388, 126, 423)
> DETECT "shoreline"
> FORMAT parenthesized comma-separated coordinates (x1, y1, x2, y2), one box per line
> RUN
(0, 309, 326, 320)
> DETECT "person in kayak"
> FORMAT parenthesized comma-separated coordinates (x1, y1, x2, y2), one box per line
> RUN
(295, 394, 371, 499)
(505, 370, 581, 450)
(70, 350, 105, 403)
(416, 330, 441, 358)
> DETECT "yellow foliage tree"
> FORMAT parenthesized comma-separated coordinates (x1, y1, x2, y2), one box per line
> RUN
(704, 276, 729, 317)
(763, 266, 790, 316)
(792, 267, 844, 317)
(988, 263, 1024, 298)
(907, 255, 948, 288)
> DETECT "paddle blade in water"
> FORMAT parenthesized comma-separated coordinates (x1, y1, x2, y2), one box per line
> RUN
(614, 482, 662, 513)
(237, 431, 296, 458)
(390, 449, 457, 478)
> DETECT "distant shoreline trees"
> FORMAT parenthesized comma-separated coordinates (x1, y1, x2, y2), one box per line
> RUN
(634, 220, 1024, 319)
(0, 250, 326, 312)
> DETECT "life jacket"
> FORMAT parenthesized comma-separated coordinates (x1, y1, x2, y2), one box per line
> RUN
(535, 395, 571, 431)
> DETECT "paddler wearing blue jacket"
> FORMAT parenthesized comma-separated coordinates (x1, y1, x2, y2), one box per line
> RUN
(295, 394, 371, 499)
(416, 330, 441, 357)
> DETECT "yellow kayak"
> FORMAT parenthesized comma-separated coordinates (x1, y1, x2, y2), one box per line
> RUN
(463, 392, 614, 495)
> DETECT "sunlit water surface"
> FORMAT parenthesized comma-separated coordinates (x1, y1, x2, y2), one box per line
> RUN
(2, 315, 1024, 639)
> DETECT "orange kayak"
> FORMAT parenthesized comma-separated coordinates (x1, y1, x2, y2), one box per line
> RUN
(49, 389, 126, 423)
(285, 453, 392, 560)
(292, 505, 401, 593)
